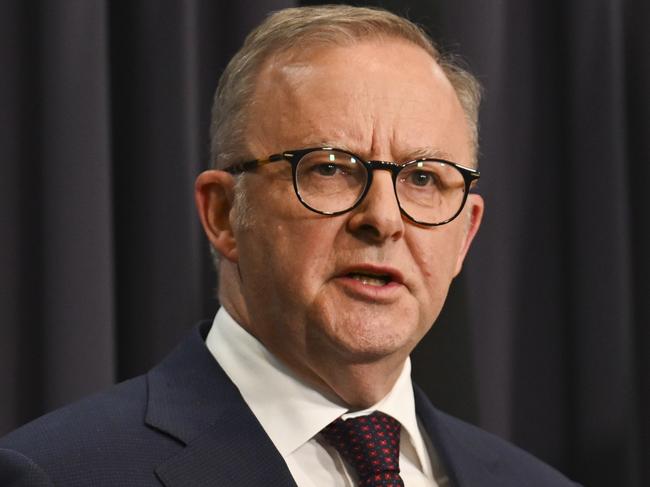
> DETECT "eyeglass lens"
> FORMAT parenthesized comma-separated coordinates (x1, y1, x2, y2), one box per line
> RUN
(294, 149, 467, 224)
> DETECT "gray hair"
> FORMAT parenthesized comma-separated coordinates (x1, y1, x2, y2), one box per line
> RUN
(209, 5, 483, 170)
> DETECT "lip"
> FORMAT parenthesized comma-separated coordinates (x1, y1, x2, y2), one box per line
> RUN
(333, 264, 406, 302)
(337, 264, 405, 285)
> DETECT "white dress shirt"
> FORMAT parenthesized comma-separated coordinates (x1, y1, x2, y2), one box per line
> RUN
(205, 307, 449, 486)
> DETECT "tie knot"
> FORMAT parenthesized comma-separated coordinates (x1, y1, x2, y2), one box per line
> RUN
(321, 411, 404, 487)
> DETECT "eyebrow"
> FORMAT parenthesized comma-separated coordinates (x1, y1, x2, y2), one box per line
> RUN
(306, 140, 355, 152)
(400, 147, 455, 161)
(301, 141, 455, 163)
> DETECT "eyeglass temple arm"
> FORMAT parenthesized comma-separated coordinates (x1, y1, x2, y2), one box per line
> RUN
(224, 153, 286, 174)
(456, 164, 480, 188)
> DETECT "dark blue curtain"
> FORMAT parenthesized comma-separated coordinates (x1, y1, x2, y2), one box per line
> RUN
(1, 1, 647, 485)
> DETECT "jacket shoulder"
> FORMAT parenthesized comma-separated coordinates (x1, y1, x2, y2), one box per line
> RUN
(0, 376, 179, 486)
(0, 448, 53, 487)
(433, 408, 580, 486)
(0, 375, 148, 450)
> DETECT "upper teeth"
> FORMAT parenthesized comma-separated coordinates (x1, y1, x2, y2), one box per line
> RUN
(349, 273, 389, 286)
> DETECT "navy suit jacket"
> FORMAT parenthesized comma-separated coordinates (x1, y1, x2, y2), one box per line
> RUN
(0, 322, 579, 486)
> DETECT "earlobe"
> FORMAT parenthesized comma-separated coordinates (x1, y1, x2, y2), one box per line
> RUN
(453, 194, 484, 276)
(195, 170, 239, 262)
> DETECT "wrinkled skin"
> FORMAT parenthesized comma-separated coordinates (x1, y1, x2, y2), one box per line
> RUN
(195, 39, 484, 407)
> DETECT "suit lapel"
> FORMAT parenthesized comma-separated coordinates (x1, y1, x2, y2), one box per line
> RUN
(145, 322, 297, 487)
(154, 409, 297, 487)
(414, 385, 502, 486)
(144, 323, 511, 486)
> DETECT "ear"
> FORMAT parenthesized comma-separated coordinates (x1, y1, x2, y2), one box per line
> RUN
(195, 170, 239, 262)
(453, 194, 484, 276)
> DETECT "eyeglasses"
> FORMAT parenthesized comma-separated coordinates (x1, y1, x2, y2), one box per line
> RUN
(224, 147, 480, 226)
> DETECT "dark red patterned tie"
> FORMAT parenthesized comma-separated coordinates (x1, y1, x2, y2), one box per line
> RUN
(321, 411, 405, 487)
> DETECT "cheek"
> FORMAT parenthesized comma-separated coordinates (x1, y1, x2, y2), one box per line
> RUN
(244, 217, 340, 298)
(408, 229, 463, 297)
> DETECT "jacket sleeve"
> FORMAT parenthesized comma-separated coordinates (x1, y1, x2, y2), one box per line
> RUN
(0, 448, 54, 487)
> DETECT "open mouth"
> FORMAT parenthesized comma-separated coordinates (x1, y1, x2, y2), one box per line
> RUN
(346, 272, 392, 287)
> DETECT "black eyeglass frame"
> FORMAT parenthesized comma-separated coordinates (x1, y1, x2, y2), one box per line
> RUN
(224, 147, 481, 226)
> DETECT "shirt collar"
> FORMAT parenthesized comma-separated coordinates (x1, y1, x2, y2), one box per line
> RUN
(205, 307, 430, 471)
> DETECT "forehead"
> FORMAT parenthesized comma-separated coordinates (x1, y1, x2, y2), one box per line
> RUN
(247, 39, 472, 164)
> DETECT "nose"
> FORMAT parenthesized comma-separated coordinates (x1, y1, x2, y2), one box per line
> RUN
(347, 169, 404, 242)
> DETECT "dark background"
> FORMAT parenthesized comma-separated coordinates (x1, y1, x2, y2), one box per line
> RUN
(1, 1, 648, 485)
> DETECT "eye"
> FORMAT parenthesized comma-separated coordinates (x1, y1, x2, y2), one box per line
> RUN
(315, 163, 339, 176)
(407, 170, 436, 187)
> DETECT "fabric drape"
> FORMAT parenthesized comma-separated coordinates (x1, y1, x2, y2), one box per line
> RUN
(1, 1, 647, 486)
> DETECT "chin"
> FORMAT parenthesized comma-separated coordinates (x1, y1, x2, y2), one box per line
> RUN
(306, 290, 425, 361)
(321, 314, 420, 363)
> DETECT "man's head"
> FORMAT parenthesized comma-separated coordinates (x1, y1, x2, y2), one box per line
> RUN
(196, 5, 484, 407)
(210, 5, 482, 169)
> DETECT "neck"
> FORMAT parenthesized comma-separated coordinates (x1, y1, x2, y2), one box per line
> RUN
(322, 360, 407, 409)
(269, 339, 409, 409)
(218, 265, 409, 409)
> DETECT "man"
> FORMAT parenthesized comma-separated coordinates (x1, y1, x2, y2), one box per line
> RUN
(0, 5, 580, 486)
